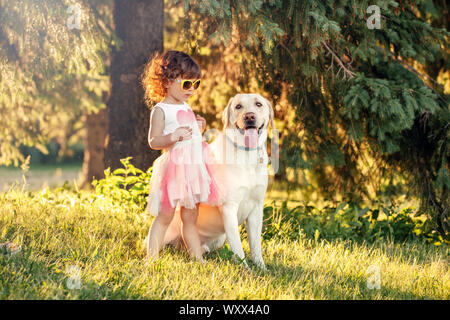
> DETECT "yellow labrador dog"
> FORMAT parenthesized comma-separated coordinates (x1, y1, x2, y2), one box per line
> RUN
(163, 93, 275, 269)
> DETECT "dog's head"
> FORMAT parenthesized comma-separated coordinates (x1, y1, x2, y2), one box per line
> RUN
(222, 94, 274, 148)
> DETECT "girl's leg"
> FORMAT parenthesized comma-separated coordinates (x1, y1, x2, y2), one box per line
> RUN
(180, 205, 204, 262)
(147, 209, 175, 261)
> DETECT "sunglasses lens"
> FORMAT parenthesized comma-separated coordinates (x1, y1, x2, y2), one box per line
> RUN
(182, 81, 192, 90)
(193, 80, 201, 89)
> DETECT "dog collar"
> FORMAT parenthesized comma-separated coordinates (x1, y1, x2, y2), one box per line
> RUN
(225, 134, 262, 151)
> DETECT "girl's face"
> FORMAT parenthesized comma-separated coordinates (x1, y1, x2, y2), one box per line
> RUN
(165, 77, 199, 104)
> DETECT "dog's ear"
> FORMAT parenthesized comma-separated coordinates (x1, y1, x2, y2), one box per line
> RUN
(222, 96, 234, 129)
(260, 96, 275, 131)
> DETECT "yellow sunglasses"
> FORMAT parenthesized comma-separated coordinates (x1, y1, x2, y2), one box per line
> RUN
(175, 79, 201, 91)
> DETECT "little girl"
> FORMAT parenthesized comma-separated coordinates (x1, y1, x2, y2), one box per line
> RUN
(141, 50, 221, 262)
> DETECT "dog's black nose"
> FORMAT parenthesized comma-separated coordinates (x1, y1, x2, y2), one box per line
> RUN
(244, 113, 256, 122)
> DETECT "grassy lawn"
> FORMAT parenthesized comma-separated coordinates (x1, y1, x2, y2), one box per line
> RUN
(0, 187, 448, 299)
(0, 162, 82, 192)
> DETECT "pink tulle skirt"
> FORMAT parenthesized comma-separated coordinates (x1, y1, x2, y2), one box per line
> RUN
(147, 141, 222, 216)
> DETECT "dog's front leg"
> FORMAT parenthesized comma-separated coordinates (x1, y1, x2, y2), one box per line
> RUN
(246, 205, 266, 270)
(222, 204, 248, 268)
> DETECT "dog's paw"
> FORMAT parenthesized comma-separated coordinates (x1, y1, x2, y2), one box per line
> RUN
(143, 256, 154, 267)
(258, 262, 268, 272)
(201, 244, 210, 254)
(252, 258, 267, 271)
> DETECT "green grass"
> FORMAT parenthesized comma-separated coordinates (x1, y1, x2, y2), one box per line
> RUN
(0, 188, 448, 300)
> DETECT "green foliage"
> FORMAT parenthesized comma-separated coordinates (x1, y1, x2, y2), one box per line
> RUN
(263, 201, 448, 246)
(92, 157, 152, 211)
(87, 156, 446, 245)
(343, 71, 440, 153)
(170, 0, 285, 54)
(173, 0, 449, 237)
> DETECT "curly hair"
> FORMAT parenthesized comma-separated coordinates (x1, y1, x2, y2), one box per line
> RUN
(141, 50, 202, 107)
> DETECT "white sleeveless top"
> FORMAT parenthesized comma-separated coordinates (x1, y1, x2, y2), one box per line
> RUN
(147, 102, 222, 215)
(154, 101, 203, 150)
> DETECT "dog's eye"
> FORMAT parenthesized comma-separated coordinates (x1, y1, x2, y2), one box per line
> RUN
(255, 102, 262, 107)
(235, 104, 242, 109)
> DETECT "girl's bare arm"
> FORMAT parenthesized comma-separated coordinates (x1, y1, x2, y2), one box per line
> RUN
(148, 107, 192, 150)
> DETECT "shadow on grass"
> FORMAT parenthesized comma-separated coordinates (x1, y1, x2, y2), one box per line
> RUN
(0, 247, 141, 299)
(202, 239, 444, 300)
(333, 238, 447, 267)
(262, 258, 437, 300)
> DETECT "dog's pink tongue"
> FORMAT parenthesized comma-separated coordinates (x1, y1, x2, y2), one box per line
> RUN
(244, 128, 258, 148)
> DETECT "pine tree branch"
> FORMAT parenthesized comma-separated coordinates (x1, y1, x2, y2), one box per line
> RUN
(321, 40, 355, 80)
(393, 56, 446, 98)
(279, 39, 295, 63)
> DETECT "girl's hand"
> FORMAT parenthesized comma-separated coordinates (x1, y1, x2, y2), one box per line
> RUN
(196, 114, 206, 134)
(170, 126, 192, 142)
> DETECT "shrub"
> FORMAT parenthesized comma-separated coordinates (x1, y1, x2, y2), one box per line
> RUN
(263, 201, 447, 246)
(92, 157, 152, 211)
(90, 157, 446, 245)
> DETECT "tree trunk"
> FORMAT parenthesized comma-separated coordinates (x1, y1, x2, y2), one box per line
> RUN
(104, 0, 163, 171)
(80, 108, 108, 188)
